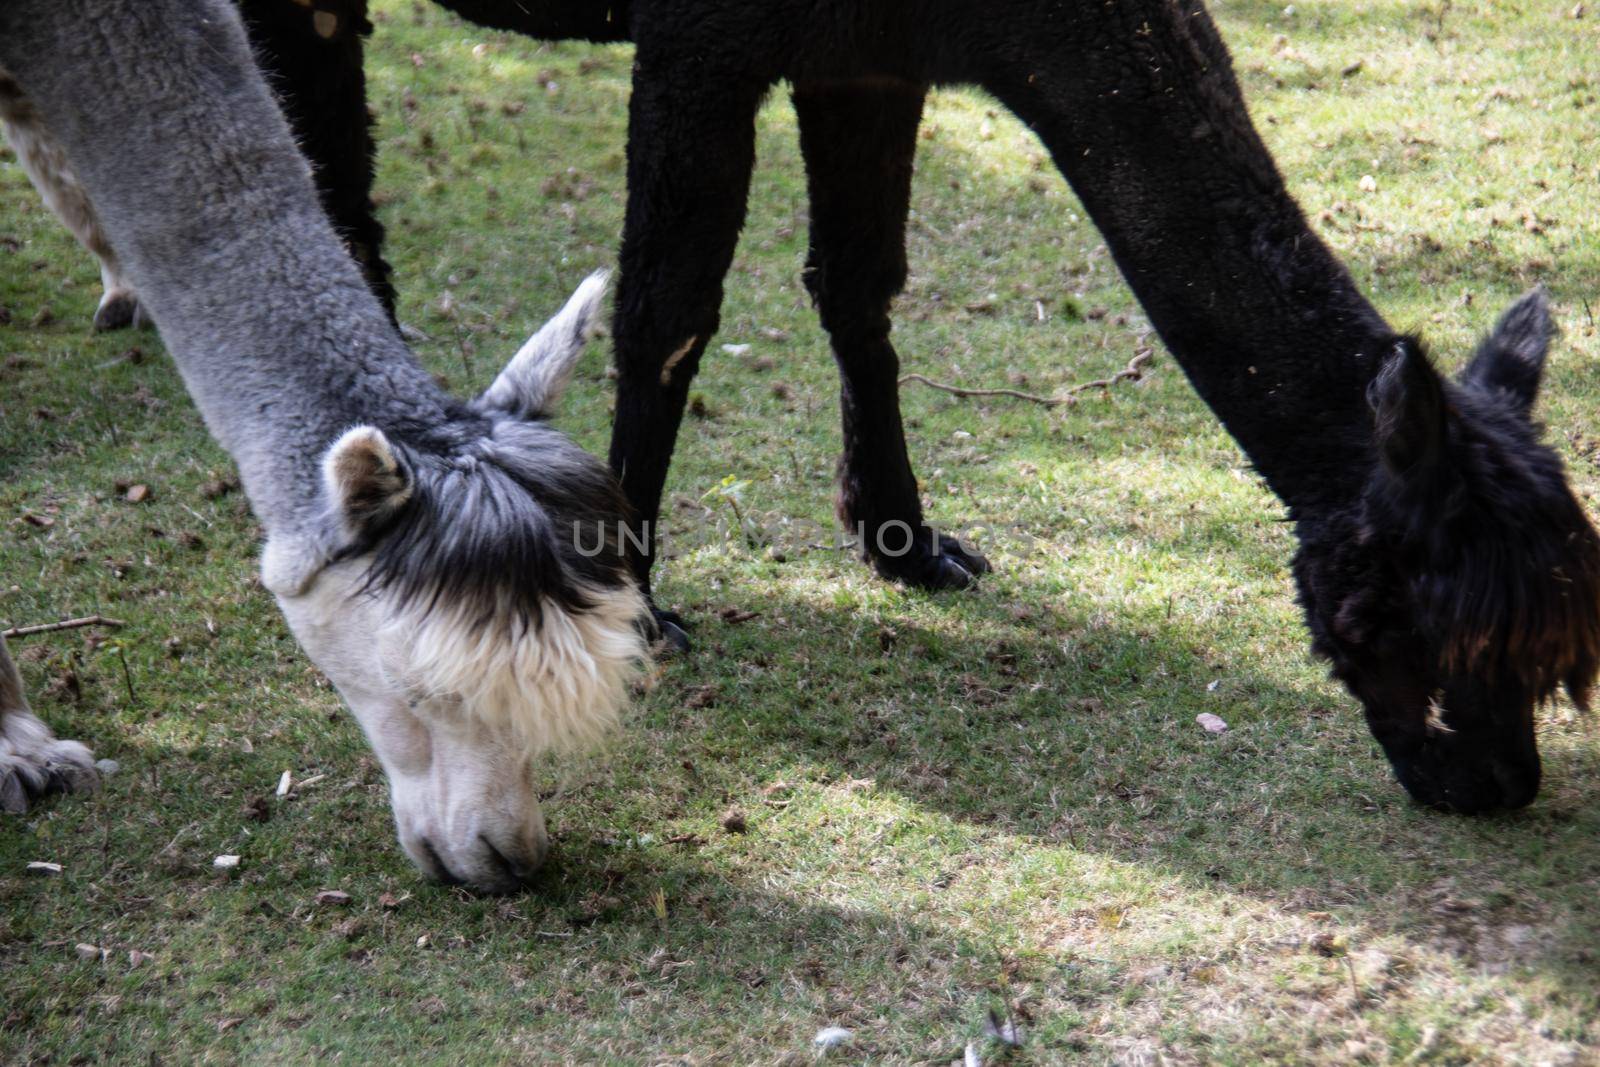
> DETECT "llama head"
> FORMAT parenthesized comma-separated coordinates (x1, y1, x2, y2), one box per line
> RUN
(264, 273, 650, 893)
(1295, 288, 1600, 813)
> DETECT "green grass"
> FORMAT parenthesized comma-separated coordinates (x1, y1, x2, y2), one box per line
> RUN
(4, 1, 1600, 1061)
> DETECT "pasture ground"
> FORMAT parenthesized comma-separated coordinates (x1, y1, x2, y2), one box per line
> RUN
(3, 1, 1600, 1062)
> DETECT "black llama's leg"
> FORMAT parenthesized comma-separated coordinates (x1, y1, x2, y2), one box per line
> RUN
(607, 63, 768, 644)
(794, 81, 990, 589)
(237, 0, 396, 317)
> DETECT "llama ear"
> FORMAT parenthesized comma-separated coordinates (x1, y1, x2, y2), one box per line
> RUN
(477, 270, 609, 418)
(1458, 286, 1552, 417)
(321, 426, 413, 540)
(1370, 339, 1450, 478)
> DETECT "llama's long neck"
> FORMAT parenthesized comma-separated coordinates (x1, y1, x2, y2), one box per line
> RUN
(0, 0, 451, 537)
(985, 1, 1389, 512)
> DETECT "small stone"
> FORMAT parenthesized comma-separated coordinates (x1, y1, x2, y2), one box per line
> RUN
(128, 950, 152, 968)
(213, 854, 241, 870)
(1358, 174, 1378, 193)
(94, 759, 120, 778)
(124, 484, 150, 504)
(813, 1026, 852, 1050)
(75, 943, 103, 961)
(720, 343, 751, 356)
(25, 861, 63, 876)
(275, 769, 293, 798)
(1196, 712, 1229, 734)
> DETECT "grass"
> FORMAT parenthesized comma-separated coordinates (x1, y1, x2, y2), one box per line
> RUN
(4, 0, 1600, 1062)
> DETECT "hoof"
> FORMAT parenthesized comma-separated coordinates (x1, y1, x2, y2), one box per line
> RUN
(93, 290, 145, 332)
(870, 530, 991, 591)
(0, 731, 99, 815)
(651, 608, 692, 655)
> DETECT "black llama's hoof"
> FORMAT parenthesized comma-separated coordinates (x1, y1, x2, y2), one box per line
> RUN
(651, 608, 692, 655)
(93, 290, 144, 332)
(871, 530, 991, 591)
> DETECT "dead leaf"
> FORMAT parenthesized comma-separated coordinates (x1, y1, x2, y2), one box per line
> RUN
(315, 890, 353, 906)
(200, 476, 238, 500)
(241, 796, 272, 823)
(721, 808, 748, 834)
(1309, 932, 1347, 957)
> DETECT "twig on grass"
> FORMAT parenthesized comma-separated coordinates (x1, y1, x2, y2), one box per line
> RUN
(2, 614, 126, 639)
(899, 348, 1153, 407)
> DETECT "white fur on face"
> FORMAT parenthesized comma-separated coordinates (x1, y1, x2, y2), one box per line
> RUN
(267, 552, 648, 892)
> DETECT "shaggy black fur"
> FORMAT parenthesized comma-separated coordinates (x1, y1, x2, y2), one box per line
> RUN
(245, 0, 1600, 813)
(330, 407, 638, 632)
(1296, 314, 1600, 812)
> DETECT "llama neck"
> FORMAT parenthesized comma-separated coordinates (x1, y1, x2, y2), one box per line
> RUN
(987, 2, 1390, 511)
(0, 0, 452, 537)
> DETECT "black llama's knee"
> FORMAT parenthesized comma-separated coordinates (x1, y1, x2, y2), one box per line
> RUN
(237, 0, 396, 318)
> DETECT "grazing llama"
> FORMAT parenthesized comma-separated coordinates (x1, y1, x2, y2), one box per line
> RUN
(15, 0, 1600, 814)
(0, 0, 648, 893)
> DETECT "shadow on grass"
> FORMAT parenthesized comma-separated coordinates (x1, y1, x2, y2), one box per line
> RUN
(635, 576, 1600, 999)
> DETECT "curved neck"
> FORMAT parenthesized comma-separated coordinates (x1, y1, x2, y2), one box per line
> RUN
(982, 0, 1390, 511)
(0, 0, 454, 536)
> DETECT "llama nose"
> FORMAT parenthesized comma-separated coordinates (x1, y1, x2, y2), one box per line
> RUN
(1490, 760, 1539, 811)
(479, 831, 548, 889)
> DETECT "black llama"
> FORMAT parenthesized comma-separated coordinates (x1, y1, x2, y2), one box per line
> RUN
(56, 1, 1600, 813)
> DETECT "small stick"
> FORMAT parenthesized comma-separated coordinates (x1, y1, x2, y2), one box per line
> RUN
(899, 348, 1152, 407)
(114, 645, 137, 703)
(2, 615, 126, 639)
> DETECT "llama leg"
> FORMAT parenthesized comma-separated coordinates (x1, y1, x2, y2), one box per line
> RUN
(607, 64, 767, 643)
(237, 0, 396, 318)
(0, 72, 144, 331)
(794, 80, 990, 589)
(0, 635, 97, 814)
